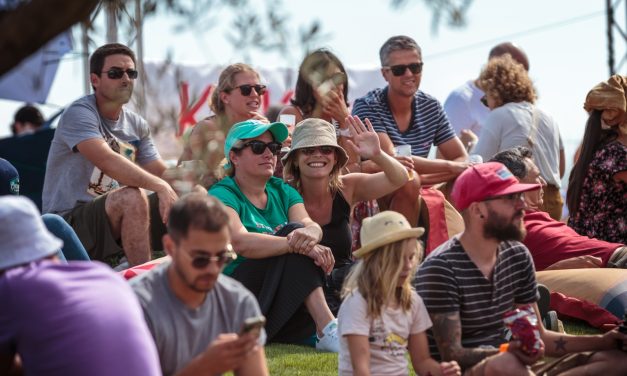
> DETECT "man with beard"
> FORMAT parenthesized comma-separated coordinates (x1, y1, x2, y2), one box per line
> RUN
(131, 193, 268, 376)
(43, 43, 177, 266)
(415, 163, 627, 375)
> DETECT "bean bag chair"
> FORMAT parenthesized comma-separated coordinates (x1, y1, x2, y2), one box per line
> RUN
(536, 268, 627, 328)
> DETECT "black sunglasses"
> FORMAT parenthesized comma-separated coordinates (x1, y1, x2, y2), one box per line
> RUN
(102, 67, 139, 80)
(384, 62, 423, 76)
(190, 245, 236, 269)
(480, 95, 488, 107)
(232, 84, 267, 96)
(483, 192, 523, 203)
(237, 140, 282, 155)
(300, 146, 335, 155)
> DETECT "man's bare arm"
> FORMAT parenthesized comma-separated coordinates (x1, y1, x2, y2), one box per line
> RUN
(430, 312, 499, 370)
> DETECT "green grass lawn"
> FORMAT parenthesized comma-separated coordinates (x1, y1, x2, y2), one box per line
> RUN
(234, 319, 602, 375)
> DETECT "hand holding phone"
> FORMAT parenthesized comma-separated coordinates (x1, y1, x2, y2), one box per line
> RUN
(240, 315, 266, 339)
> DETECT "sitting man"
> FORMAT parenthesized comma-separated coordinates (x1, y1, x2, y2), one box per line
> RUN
(352, 35, 468, 225)
(491, 146, 626, 270)
(0, 196, 161, 376)
(11, 104, 45, 136)
(415, 163, 627, 375)
(131, 193, 268, 376)
(42, 43, 178, 266)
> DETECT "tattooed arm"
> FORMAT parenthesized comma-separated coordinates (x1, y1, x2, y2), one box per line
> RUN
(529, 303, 625, 357)
(430, 311, 499, 370)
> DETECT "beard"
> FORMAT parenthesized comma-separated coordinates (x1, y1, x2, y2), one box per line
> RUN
(483, 207, 526, 242)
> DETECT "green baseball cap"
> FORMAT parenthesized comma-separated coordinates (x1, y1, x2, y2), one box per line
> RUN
(224, 119, 289, 168)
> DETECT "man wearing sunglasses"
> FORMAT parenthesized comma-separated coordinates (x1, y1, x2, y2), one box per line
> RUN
(352, 35, 468, 225)
(415, 163, 627, 375)
(43, 43, 178, 268)
(132, 193, 268, 376)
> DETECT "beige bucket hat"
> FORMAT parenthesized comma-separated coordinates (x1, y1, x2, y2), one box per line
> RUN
(281, 118, 349, 168)
(353, 211, 425, 258)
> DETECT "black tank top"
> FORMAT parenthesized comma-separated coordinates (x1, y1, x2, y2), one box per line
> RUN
(320, 192, 353, 268)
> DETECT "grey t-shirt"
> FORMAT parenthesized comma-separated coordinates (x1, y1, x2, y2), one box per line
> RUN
(42, 94, 160, 214)
(131, 261, 266, 376)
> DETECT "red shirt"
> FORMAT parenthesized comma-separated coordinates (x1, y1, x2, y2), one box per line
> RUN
(523, 210, 623, 271)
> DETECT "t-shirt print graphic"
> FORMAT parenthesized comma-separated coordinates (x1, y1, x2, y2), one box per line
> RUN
(87, 138, 136, 197)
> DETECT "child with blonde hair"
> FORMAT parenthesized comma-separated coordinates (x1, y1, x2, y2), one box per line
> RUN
(338, 211, 460, 376)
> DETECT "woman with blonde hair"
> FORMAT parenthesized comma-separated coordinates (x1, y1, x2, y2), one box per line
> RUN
(337, 211, 460, 376)
(179, 63, 268, 164)
(281, 115, 409, 313)
(473, 54, 565, 220)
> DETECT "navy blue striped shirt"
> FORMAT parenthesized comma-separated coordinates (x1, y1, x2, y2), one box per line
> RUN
(352, 87, 456, 157)
(414, 237, 538, 358)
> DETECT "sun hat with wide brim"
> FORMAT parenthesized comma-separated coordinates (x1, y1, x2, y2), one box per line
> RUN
(353, 211, 425, 258)
(281, 118, 349, 168)
(0, 196, 62, 270)
(224, 119, 289, 169)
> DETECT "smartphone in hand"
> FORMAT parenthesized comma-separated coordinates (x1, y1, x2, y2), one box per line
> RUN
(240, 316, 266, 339)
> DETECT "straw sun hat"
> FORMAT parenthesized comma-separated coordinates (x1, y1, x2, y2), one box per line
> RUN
(281, 118, 349, 168)
(353, 211, 425, 258)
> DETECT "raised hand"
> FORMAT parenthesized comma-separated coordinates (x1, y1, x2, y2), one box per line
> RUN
(344, 115, 381, 160)
(320, 90, 349, 123)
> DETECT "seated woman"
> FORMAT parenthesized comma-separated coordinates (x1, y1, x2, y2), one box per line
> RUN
(208, 119, 340, 352)
(278, 49, 359, 172)
(567, 74, 627, 244)
(282, 116, 409, 313)
(179, 63, 268, 165)
(473, 54, 565, 220)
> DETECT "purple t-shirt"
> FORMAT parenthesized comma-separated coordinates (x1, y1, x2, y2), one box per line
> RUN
(0, 260, 161, 376)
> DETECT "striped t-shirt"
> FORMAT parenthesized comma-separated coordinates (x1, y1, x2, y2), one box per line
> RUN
(414, 237, 538, 358)
(352, 87, 456, 157)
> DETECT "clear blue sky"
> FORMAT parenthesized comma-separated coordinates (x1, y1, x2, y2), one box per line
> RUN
(0, 0, 622, 173)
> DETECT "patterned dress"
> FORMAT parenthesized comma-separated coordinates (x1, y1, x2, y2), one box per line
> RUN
(568, 141, 627, 243)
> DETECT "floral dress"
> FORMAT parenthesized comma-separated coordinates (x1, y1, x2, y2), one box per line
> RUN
(568, 141, 627, 243)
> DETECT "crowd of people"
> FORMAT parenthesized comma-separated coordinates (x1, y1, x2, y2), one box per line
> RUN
(1, 35, 626, 376)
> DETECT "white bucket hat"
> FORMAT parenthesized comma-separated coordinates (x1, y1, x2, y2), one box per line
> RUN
(353, 211, 424, 258)
(281, 118, 349, 168)
(0, 196, 62, 270)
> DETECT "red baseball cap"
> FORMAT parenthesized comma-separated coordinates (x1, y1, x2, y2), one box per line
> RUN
(452, 162, 541, 211)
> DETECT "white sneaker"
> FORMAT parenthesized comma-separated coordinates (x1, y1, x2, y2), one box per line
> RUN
(316, 319, 340, 353)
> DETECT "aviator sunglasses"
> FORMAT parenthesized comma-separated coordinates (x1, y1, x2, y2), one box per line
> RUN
(189, 245, 236, 269)
(236, 140, 282, 155)
(300, 146, 335, 155)
(232, 84, 267, 96)
(384, 62, 424, 76)
(102, 67, 139, 79)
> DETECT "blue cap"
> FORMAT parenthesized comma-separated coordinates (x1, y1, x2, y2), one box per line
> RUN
(224, 119, 288, 169)
(0, 158, 19, 196)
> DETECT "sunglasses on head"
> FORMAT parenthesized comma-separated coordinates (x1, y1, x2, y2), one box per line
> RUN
(232, 84, 267, 96)
(480, 96, 488, 107)
(237, 140, 282, 155)
(190, 245, 237, 269)
(300, 146, 335, 155)
(384, 62, 423, 76)
(102, 67, 139, 80)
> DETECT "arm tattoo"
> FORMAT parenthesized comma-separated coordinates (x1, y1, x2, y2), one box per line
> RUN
(554, 337, 567, 352)
(431, 312, 499, 370)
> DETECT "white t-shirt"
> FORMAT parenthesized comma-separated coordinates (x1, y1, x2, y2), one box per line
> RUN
(473, 101, 563, 187)
(337, 289, 432, 376)
(443, 80, 490, 136)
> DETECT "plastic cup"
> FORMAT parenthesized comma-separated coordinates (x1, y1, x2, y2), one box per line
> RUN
(394, 144, 415, 180)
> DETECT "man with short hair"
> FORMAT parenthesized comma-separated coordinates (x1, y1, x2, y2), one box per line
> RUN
(490, 146, 626, 270)
(0, 196, 161, 376)
(131, 193, 268, 376)
(415, 163, 627, 375)
(11, 104, 44, 136)
(43, 43, 178, 266)
(352, 35, 468, 224)
(443, 42, 530, 148)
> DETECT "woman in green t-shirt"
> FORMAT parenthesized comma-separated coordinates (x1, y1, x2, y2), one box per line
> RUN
(209, 119, 340, 352)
